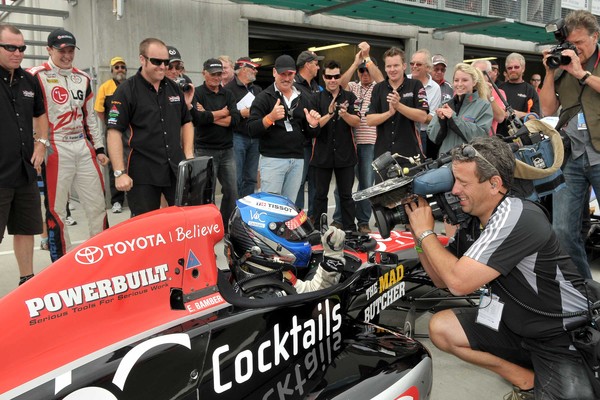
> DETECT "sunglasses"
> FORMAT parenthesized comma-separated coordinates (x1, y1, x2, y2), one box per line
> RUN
(113, 65, 127, 71)
(506, 65, 521, 71)
(460, 144, 499, 176)
(168, 64, 184, 71)
(323, 74, 341, 80)
(409, 62, 424, 67)
(531, 78, 541, 81)
(358, 68, 369, 74)
(142, 55, 170, 66)
(0, 43, 27, 53)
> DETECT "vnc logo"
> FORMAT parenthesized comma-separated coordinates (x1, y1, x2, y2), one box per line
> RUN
(74, 246, 104, 265)
(249, 210, 266, 222)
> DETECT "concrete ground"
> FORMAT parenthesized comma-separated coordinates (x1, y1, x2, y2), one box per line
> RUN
(1, 191, 599, 400)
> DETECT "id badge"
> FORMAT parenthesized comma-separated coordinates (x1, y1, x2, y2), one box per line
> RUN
(476, 293, 504, 331)
(577, 112, 587, 131)
(284, 119, 293, 132)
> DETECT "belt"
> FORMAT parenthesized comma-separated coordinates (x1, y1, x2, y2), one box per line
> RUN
(55, 133, 85, 142)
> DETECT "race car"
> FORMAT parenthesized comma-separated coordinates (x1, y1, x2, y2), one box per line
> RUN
(0, 194, 433, 399)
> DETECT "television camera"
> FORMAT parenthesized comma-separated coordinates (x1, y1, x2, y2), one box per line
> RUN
(545, 18, 577, 69)
(352, 152, 469, 239)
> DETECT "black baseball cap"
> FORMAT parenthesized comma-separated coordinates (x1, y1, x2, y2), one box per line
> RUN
(167, 46, 182, 63)
(296, 51, 324, 67)
(203, 58, 223, 73)
(47, 29, 79, 49)
(274, 55, 296, 74)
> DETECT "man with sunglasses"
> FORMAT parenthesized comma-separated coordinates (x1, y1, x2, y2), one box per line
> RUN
(0, 24, 48, 285)
(247, 54, 321, 202)
(95, 56, 127, 214)
(312, 60, 360, 232)
(225, 57, 262, 198)
(166, 46, 192, 85)
(406, 136, 595, 399)
(497, 52, 541, 137)
(107, 38, 194, 217)
(29, 28, 109, 262)
(189, 58, 240, 231)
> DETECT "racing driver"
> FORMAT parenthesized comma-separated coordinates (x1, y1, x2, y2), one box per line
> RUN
(28, 29, 109, 261)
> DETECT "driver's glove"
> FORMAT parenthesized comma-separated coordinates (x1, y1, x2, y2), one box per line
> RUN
(321, 226, 346, 272)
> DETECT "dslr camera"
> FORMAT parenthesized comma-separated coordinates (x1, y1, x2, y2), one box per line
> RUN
(174, 77, 192, 93)
(353, 152, 469, 238)
(545, 18, 577, 69)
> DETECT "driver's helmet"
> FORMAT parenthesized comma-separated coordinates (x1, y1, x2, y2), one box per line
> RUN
(228, 192, 315, 269)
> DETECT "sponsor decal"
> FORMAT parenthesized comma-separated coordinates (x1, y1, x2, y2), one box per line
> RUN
(186, 249, 201, 269)
(239, 197, 297, 217)
(46, 78, 59, 83)
(402, 92, 414, 98)
(398, 386, 419, 400)
(212, 301, 342, 394)
(517, 93, 527, 98)
(285, 210, 307, 230)
(70, 74, 82, 84)
(364, 265, 405, 323)
(108, 105, 119, 118)
(51, 86, 69, 104)
(73, 223, 220, 265)
(22, 90, 35, 98)
(168, 95, 181, 103)
(25, 264, 169, 319)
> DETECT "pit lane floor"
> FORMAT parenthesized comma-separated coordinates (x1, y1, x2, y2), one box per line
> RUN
(2, 191, 599, 400)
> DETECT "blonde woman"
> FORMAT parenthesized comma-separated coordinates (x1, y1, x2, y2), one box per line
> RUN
(427, 63, 493, 155)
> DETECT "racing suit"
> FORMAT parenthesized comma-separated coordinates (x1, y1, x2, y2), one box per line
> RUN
(28, 58, 108, 261)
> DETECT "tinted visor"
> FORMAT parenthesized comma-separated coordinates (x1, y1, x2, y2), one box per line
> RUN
(275, 210, 315, 242)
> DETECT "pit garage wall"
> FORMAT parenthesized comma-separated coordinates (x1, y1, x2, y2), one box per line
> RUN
(7, 0, 540, 87)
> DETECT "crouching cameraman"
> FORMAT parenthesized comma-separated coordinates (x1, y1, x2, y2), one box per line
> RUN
(405, 136, 595, 399)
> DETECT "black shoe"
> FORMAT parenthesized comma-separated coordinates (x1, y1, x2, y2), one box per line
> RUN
(19, 274, 34, 286)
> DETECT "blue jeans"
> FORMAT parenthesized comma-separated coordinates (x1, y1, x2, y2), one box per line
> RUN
(259, 156, 304, 203)
(552, 153, 600, 279)
(233, 132, 260, 198)
(295, 146, 315, 217)
(333, 144, 374, 225)
(195, 148, 238, 231)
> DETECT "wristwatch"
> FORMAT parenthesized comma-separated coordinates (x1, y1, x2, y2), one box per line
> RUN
(34, 138, 50, 147)
(113, 170, 125, 178)
(579, 71, 592, 85)
(417, 230, 436, 247)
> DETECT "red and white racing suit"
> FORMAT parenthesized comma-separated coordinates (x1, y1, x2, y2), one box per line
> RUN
(28, 59, 108, 261)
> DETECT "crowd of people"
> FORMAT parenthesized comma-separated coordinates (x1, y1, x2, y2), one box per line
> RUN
(2, 7, 600, 397)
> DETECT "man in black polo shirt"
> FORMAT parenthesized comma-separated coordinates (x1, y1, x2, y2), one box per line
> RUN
(107, 37, 194, 217)
(0, 24, 48, 285)
(225, 57, 262, 198)
(190, 58, 240, 230)
(367, 47, 429, 180)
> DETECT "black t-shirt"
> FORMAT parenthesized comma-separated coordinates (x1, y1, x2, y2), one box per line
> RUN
(367, 77, 429, 165)
(107, 70, 191, 186)
(457, 197, 589, 339)
(311, 89, 358, 168)
(0, 66, 45, 187)
(224, 76, 262, 137)
(497, 81, 540, 136)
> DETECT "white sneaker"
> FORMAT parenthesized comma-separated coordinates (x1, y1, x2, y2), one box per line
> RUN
(111, 202, 122, 214)
(65, 216, 77, 226)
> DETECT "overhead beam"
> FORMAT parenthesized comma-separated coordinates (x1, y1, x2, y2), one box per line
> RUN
(305, 0, 368, 16)
(11, 23, 62, 32)
(0, 5, 69, 19)
(24, 40, 48, 47)
(432, 17, 512, 39)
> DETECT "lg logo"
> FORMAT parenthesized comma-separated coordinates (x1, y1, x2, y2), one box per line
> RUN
(51, 86, 69, 104)
(75, 246, 104, 265)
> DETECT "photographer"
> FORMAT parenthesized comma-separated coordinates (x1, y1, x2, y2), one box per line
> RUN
(405, 136, 594, 399)
(539, 9, 600, 280)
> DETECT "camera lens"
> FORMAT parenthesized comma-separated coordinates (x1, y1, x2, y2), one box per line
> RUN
(547, 54, 561, 69)
(373, 204, 408, 239)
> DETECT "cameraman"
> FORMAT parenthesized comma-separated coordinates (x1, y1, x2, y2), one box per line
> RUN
(539, 9, 600, 280)
(405, 136, 594, 399)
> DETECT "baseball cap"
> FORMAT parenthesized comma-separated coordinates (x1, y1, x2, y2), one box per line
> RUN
(203, 58, 223, 73)
(47, 28, 78, 49)
(274, 55, 296, 74)
(296, 51, 324, 67)
(235, 56, 260, 70)
(432, 54, 447, 67)
(110, 56, 126, 67)
(167, 46, 182, 63)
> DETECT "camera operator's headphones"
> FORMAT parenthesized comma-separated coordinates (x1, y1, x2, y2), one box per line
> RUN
(513, 119, 564, 180)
